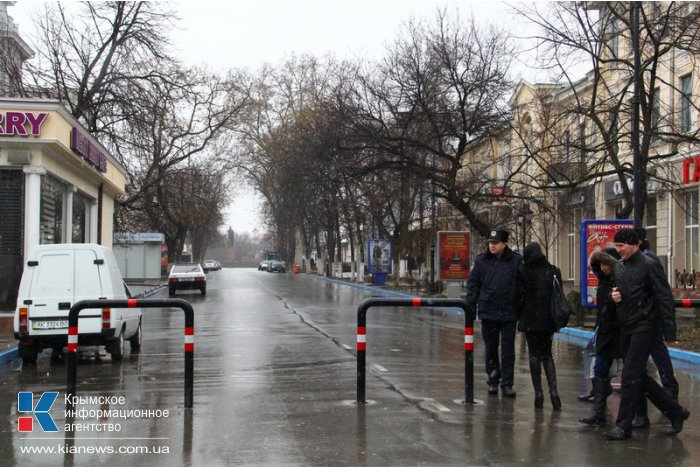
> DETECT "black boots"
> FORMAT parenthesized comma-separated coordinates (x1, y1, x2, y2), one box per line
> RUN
(579, 377, 608, 426)
(631, 397, 650, 429)
(666, 408, 690, 436)
(604, 426, 631, 440)
(529, 356, 544, 408)
(542, 357, 561, 411)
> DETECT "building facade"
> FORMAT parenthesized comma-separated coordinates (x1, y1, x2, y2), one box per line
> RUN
(0, 98, 127, 309)
(0, 2, 33, 97)
(463, 3, 700, 298)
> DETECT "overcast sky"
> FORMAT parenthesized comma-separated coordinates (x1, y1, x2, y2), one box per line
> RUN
(8, 0, 545, 235)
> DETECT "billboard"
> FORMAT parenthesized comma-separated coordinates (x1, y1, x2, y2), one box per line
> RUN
(367, 239, 392, 274)
(580, 219, 634, 308)
(437, 231, 470, 281)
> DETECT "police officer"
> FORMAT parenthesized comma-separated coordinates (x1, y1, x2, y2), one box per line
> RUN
(466, 229, 523, 397)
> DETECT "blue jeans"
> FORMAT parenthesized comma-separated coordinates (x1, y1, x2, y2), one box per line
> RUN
(593, 352, 615, 380)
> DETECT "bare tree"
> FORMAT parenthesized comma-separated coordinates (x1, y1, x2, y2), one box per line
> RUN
(122, 162, 230, 263)
(514, 2, 700, 222)
(345, 9, 515, 237)
(23, 1, 175, 134)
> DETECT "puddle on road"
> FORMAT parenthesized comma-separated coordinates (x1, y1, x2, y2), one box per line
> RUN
(338, 399, 378, 407)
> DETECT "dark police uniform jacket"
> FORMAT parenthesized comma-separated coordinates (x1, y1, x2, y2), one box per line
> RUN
(466, 247, 523, 321)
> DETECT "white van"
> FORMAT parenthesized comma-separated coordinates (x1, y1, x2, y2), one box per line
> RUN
(13, 243, 142, 364)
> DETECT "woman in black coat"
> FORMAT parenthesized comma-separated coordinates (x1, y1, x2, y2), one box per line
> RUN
(514, 242, 562, 410)
(579, 248, 622, 426)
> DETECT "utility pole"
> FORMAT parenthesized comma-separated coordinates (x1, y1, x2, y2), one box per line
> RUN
(631, 2, 643, 228)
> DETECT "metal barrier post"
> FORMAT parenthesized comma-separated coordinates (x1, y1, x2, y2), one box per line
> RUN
(356, 297, 474, 405)
(67, 298, 194, 410)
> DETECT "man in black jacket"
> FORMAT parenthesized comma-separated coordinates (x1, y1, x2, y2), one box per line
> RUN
(630, 227, 679, 429)
(466, 229, 523, 398)
(605, 229, 690, 440)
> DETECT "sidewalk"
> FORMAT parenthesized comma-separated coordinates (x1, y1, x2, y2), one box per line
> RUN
(312, 274, 700, 369)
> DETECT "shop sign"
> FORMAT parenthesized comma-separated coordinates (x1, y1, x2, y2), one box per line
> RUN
(604, 177, 633, 201)
(0, 111, 48, 136)
(683, 155, 700, 184)
(437, 231, 470, 281)
(367, 238, 392, 274)
(562, 185, 594, 206)
(71, 127, 107, 172)
(579, 219, 634, 308)
(604, 176, 663, 200)
(113, 232, 165, 243)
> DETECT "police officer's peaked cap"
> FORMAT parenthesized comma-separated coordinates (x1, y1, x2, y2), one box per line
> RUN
(487, 229, 509, 243)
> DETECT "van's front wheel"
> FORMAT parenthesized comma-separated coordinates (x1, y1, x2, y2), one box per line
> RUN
(107, 331, 124, 361)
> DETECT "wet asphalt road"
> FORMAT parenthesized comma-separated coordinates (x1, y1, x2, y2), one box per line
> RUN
(1, 268, 699, 466)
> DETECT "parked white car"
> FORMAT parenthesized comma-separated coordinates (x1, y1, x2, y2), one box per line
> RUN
(13, 244, 142, 364)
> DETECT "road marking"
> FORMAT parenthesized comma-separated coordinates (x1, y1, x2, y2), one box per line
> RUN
(390, 348, 400, 352)
(342, 344, 352, 350)
(424, 398, 451, 412)
(371, 364, 388, 372)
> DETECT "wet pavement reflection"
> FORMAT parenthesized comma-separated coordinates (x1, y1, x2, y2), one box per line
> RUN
(1, 268, 698, 465)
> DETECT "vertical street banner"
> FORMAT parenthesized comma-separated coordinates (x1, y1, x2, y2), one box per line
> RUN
(437, 231, 470, 281)
(367, 239, 392, 274)
(580, 219, 634, 308)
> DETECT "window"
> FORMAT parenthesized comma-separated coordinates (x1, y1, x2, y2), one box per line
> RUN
(72, 191, 91, 243)
(680, 74, 693, 133)
(685, 191, 699, 271)
(610, 19, 619, 58)
(496, 154, 513, 182)
(578, 122, 586, 163)
(40, 175, 65, 245)
(567, 210, 578, 280)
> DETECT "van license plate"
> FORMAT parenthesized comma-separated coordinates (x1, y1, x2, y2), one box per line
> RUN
(32, 320, 69, 330)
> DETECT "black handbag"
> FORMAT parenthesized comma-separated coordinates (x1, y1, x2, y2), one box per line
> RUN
(550, 267, 572, 331)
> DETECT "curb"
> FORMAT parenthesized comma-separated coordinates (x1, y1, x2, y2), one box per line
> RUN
(307, 274, 700, 366)
(0, 346, 18, 366)
(136, 285, 167, 299)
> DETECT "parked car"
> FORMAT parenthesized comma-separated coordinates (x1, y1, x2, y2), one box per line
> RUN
(268, 260, 287, 273)
(169, 263, 207, 296)
(258, 260, 271, 271)
(13, 243, 143, 364)
(203, 259, 221, 272)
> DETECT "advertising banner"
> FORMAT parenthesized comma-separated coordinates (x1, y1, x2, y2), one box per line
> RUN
(437, 231, 470, 281)
(367, 239, 392, 274)
(580, 219, 634, 308)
